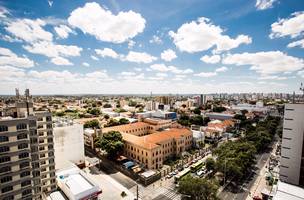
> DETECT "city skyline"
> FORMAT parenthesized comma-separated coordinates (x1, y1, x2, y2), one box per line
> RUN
(0, 0, 304, 94)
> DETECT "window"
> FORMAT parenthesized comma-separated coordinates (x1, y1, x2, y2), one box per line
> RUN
(29, 120, 36, 127)
(0, 166, 11, 174)
(0, 125, 8, 132)
(282, 146, 291, 150)
(46, 116, 52, 121)
(283, 137, 292, 140)
(285, 108, 294, 111)
(20, 171, 30, 177)
(21, 180, 31, 187)
(39, 139, 44, 144)
(17, 123, 27, 130)
(284, 128, 292, 130)
(20, 162, 30, 169)
(0, 156, 10, 163)
(17, 133, 27, 140)
(19, 152, 29, 159)
(47, 138, 53, 143)
(0, 136, 9, 142)
(40, 153, 45, 158)
(3, 195, 14, 200)
(1, 176, 12, 183)
(285, 118, 293, 121)
(1, 186, 13, 193)
(47, 131, 52, 136)
(22, 189, 32, 196)
(18, 143, 28, 150)
(48, 152, 54, 157)
(0, 146, 9, 153)
(39, 146, 45, 151)
(47, 124, 52, 129)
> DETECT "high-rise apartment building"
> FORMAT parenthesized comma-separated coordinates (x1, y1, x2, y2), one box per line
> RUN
(0, 89, 56, 200)
(280, 103, 304, 187)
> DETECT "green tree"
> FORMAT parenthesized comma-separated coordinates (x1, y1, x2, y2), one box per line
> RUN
(104, 114, 110, 120)
(95, 131, 124, 158)
(206, 158, 215, 171)
(212, 106, 226, 113)
(178, 176, 219, 200)
(119, 118, 130, 125)
(193, 107, 201, 115)
(84, 119, 100, 129)
(103, 103, 112, 108)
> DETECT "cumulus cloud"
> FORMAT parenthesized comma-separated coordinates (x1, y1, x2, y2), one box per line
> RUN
(222, 51, 304, 74)
(255, 0, 277, 10)
(150, 63, 193, 74)
(200, 54, 221, 64)
(50, 57, 73, 66)
(91, 55, 99, 60)
(169, 17, 251, 53)
(0, 47, 34, 68)
(5, 19, 53, 43)
(124, 51, 157, 63)
(54, 25, 74, 39)
(215, 66, 228, 72)
(161, 49, 177, 62)
(258, 75, 288, 80)
(0, 6, 10, 18)
(68, 2, 146, 43)
(82, 62, 90, 67)
(194, 72, 217, 78)
(23, 41, 82, 58)
(270, 11, 304, 39)
(95, 48, 119, 59)
(287, 39, 304, 48)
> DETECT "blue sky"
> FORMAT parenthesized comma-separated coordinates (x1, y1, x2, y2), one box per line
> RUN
(0, 0, 303, 94)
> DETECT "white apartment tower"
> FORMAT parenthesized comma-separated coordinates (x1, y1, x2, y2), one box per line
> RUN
(280, 104, 304, 187)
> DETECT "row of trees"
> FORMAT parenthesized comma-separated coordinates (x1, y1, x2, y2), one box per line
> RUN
(104, 118, 130, 127)
(178, 115, 210, 127)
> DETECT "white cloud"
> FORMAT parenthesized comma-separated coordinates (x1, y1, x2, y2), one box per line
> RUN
(5, 19, 53, 43)
(215, 66, 228, 72)
(149, 35, 162, 44)
(255, 0, 277, 10)
(68, 2, 146, 43)
(169, 17, 251, 53)
(48, 0, 53, 7)
(298, 70, 304, 78)
(0, 66, 26, 81)
(82, 62, 90, 67)
(24, 41, 82, 58)
(50, 57, 73, 66)
(156, 72, 168, 77)
(222, 51, 304, 74)
(0, 6, 10, 18)
(258, 75, 288, 80)
(128, 40, 136, 49)
(121, 72, 136, 76)
(91, 55, 99, 60)
(124, 51, 157, 63)
(150, 63, 193, 74)
(161, 49, 177, 62)
(0, 47, 34, 68)
(194, 72, 217, 77)
(54, 25, 74, 39)
(0, 34, 22, 43)
(270, 11, 304, 39)
(95, 48, 119, 59)
(287, 39, 304, 48)
(200, 54, 221, 64)
(134, 67, 142, 72)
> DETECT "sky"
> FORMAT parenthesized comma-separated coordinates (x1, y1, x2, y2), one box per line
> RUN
(0, 0, 304, 95)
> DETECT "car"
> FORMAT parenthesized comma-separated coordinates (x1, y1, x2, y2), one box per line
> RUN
(172, 171, 177, 175)
(196, 170, 204, 177)
(166, 174, 172, 179)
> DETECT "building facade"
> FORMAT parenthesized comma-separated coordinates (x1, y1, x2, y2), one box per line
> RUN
(280, 104, 304, 187)
(0, 90, 56, 200)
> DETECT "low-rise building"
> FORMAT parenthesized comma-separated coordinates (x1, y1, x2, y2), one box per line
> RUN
(56, 166, 102, 200)
(102, 121, 192, 170)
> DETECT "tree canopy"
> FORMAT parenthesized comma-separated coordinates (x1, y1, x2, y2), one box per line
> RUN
(84, 119, 100, 129)
(95, 131, 124, 159)
(178, 176, 219, 200)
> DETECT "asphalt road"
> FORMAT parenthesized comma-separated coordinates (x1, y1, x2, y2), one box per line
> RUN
(85, 148, 137, 189)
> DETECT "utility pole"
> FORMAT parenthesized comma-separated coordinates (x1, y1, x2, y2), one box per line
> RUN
(136, 184, 139, 200)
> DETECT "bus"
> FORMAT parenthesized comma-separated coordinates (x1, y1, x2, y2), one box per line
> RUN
(174, 168, 191, 183)
(190, 159, 204, 172)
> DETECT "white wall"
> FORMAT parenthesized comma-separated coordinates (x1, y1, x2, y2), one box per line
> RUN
(280, 104, 304, 185)
(54, 123, 85, 170)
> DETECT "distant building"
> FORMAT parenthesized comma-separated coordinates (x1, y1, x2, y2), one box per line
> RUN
(205, 112, 234, 121)
(280, 104, 304, 187)
(199, 94, 207, 106)
(53, 118, 85, 169)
